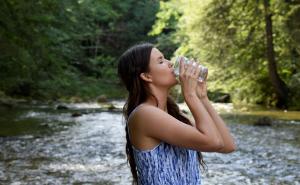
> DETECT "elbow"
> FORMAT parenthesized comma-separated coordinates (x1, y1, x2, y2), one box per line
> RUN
(230, 143, 237, 152)
(195, 138, 224, 152)
(212, 139, 224, 151)
(219, 143, 237, 154)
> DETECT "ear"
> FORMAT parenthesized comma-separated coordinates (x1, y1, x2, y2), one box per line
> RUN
(140, 72, 152, 82)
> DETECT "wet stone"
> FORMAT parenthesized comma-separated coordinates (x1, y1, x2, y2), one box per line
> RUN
(0, 169, 7, 181)
(71, 112, 82, 117)
(253, 116, 273, 126)
(56, 105, 69, 110)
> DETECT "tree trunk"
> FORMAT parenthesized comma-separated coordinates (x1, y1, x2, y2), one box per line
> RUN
(263, 0, 289, 108)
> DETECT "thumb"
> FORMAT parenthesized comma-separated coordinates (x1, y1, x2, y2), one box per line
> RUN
(179, 56, 185, 76)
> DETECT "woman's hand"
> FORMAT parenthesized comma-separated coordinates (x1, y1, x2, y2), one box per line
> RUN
(196, 81, 208, 99)
(179, 57, 201, 100)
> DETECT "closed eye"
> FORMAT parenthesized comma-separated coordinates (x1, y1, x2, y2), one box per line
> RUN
(158, 56, 165, 64)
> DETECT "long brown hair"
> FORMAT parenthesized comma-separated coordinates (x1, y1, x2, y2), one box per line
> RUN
(117, 42, 206, 184)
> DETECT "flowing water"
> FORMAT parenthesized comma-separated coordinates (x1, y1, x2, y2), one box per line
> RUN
(0, 101, 299, 185)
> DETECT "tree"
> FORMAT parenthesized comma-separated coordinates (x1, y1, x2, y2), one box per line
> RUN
(263, 0, 289, 108)
(151, 0, 300, 108)
(0, 0, 159, 99)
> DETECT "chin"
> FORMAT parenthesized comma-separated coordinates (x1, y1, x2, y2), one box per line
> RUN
(171, 79, 179, 86)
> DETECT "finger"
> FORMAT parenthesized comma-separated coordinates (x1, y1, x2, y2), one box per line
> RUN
(179, 56, 185, 76)
(186, 58, 194, 75)
(199, 80, 206, 86)
(204, 70, 208, 81)
(197, 58, 208, 81)
(190, 61, 197, 75)
(194, 63, 201, 78)
(189, 58, 196, 76)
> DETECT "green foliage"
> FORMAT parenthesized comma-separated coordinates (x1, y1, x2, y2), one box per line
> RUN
(288, 73, 300, 109)
(1, 0, 299, 109)
(286, 4, 300, 55)
(0, 0, 92, 96)
(149, 1, 183, 59)
(151, 0, 300, 109)
(35, 73, 125, 101)
(89, 55, 117, 79)
(0, 0, 159, 100)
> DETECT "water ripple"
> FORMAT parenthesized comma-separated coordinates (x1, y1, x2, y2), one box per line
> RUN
(0, 104, 299, 185)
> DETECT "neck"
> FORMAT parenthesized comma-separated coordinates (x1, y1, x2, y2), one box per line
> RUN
(145, 86, 169, 112)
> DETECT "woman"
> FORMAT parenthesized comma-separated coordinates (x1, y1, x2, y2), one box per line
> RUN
(117, 43, 236, 185)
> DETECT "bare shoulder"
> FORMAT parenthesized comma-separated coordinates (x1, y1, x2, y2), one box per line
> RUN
(133, 104, 165, 118)
(127, 104, 165, 150)
(132, 104, 174, 119)
(128, 104, 176, 135)
(129, 104, 166, 128)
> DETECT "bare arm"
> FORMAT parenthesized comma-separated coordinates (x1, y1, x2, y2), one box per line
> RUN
(196, 82, 236, 153)
(129, 58, 224, 152)
(184, 93, 224, 150)
(177, 57, 224, 151)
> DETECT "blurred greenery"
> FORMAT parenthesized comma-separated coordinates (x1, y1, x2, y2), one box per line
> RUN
(0, 0, 158, 101)
(152, 0, 300, 109)
(0, 0, 299, 109)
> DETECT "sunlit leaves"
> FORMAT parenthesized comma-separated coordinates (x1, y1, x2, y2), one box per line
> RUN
(151, 0, 300, 107)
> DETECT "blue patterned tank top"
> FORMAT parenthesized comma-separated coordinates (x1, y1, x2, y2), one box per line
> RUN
(132, 142, 201, 185)
(128, 106, 202, 185)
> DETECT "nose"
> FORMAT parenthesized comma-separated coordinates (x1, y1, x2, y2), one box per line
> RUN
(167, 60, 173, 68)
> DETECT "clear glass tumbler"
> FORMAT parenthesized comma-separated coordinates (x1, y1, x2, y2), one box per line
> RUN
(173, 56, 208, 82)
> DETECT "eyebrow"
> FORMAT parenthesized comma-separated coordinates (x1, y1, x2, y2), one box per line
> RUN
(157, 55, 164, 60)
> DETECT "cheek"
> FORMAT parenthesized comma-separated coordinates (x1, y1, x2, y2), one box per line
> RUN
(152, 69, 175, 85)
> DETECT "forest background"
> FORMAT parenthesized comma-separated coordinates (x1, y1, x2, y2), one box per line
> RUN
(0, 0, 299, 110)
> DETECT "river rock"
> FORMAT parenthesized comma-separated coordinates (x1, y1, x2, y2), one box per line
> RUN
(40, 123, 50, 128)
(108, 104, 117, 111)
(0, 169, 7, 180)
(70, 96, 83, 103)
(215, 94, 231, 103)
(0, 98, 15, 108)
(253, 116, 273, 126)
(72, 112, 82, 117)
(56, 104, 69, 110)
(97, 95, 107, 103)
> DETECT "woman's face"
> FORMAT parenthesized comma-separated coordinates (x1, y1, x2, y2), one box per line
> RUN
(145, 48, 178, 88)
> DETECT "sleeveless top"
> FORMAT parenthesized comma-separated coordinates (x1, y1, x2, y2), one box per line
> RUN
(128, 106, 202, 185)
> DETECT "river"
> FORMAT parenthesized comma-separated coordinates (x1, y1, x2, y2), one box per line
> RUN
(0, 101, 299, 185)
